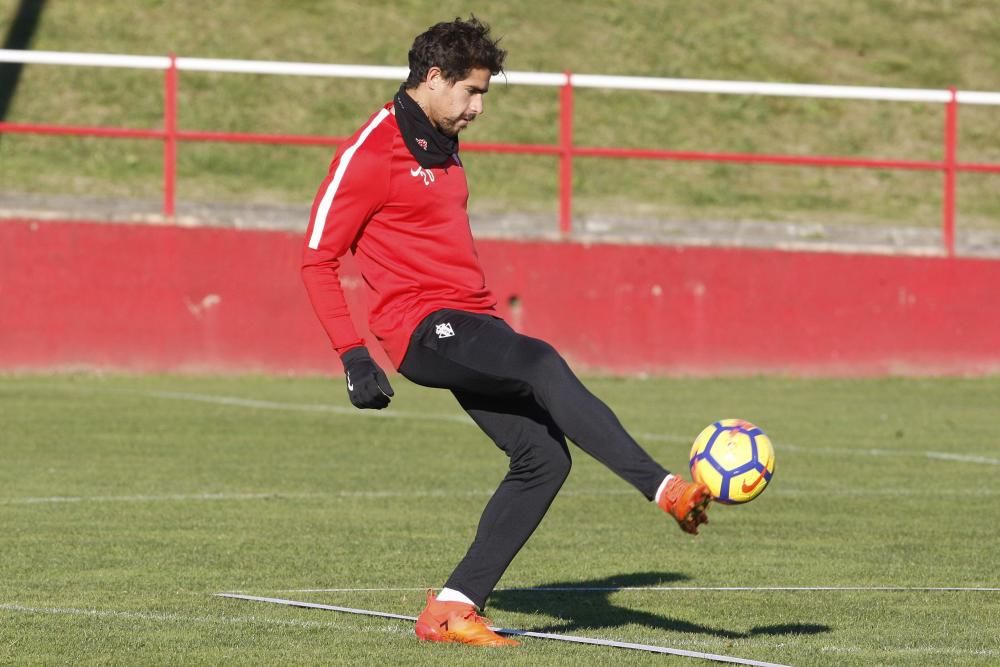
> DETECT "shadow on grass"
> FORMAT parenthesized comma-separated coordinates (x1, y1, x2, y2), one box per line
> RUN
(489, 571, 829, 639)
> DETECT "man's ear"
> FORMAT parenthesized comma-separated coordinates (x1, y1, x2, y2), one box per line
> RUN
(426, 66, 444, 91)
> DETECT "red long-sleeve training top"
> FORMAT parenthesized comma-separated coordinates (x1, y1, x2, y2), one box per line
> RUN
(301, 103, 498, 369)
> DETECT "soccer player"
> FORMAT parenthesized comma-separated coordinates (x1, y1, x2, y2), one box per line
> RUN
(301, 16, 711, 647)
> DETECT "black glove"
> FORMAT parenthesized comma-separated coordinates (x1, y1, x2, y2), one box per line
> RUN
(340, 347, 394, 409)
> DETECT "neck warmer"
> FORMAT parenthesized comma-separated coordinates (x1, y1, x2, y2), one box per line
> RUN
(393, 84, 458, 168)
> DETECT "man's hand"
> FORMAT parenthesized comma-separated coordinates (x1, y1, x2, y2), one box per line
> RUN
(340, 347, 394, 409)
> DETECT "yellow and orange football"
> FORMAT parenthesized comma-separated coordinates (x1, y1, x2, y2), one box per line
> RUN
(689, 419, 775, 504)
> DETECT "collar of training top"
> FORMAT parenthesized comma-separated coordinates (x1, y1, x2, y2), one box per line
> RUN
(393, 85, 459, 169)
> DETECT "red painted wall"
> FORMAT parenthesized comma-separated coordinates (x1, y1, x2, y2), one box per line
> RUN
(2, 218, 998, 375)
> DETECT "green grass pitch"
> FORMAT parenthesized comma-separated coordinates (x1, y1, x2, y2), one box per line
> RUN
(1, 373, 998, 665)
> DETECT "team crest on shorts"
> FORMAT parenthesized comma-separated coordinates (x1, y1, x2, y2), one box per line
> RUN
(435, 322, 456, 339)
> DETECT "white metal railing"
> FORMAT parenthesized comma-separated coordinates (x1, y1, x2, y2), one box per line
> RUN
(2, 49, 1000, 254)
(3, 49, 1000, 103)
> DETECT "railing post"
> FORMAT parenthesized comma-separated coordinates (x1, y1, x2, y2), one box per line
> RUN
(942, 87, 957, 257)
(163, 53, 178, 220)
(559, 70, 574, 236)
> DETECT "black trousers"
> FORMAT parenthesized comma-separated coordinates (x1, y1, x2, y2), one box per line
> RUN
(399, 309, 669, 609)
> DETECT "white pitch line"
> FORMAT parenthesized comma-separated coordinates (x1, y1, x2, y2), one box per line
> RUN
(0, 602, 404, 634)
(822, 646, 999, 657)
(270, 585, 1000, 594)
(777, 442, 1000, 466)
(0, 489, 632, 506)
(144, 390, 1000, 466)
(147, 390, 473, 425)
(0, 492, 321, 505)
(6, 485, 997, 506)
(216, 593, 792, 666)
(771, 488, 1000, 497)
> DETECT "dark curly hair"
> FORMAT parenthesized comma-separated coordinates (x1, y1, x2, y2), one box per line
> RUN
(405, 16, 506, 89)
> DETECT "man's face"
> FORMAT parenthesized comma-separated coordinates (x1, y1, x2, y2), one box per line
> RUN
(425, 67, 492, 137)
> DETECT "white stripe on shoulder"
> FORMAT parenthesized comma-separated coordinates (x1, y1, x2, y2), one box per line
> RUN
(308, 108, 391, 250)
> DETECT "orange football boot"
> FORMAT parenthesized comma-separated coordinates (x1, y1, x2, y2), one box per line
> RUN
(414, 591, 519, 647)
(658, 475, 712, 534)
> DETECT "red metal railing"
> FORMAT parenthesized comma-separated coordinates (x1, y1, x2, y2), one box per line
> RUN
(163, 53, 178, 218)
(943, 88, 958, 255)
(2, 52, 1000, 256)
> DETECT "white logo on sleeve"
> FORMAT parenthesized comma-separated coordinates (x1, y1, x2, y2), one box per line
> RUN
(435, 323, 455, 339)
(410, 165, 435, 186)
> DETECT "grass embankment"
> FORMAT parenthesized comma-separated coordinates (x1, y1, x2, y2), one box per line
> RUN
(1, 1, 999, 232)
